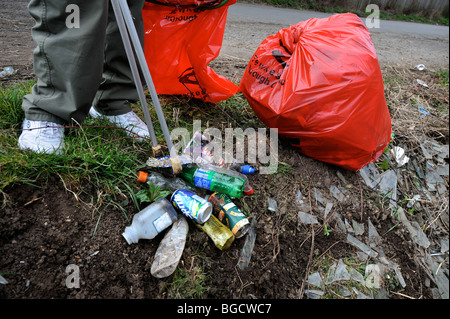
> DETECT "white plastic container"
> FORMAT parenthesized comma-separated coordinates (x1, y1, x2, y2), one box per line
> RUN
(122, 198, 178, 244)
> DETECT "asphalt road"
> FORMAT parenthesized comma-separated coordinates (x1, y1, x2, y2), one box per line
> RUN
(228, 2, 449, 39)
(219, 2, 449, 71)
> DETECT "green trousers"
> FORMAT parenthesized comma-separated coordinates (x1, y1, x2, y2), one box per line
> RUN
(22, 0, 146, 125)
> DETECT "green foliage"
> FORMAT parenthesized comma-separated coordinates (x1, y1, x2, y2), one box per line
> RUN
(135, 182, 171, 204)
(323, 224, 332, 236)
(0, 81, 149, 218)
(167, 266, 210, 299)
(436, 69, 449, 86)
(240, 0, 448, 25)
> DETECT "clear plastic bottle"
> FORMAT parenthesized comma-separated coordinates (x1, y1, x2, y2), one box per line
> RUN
(122, 198, 178, 244)
(137, 171, 196, 192)
(151, 216, 189, 278)
(183, 131, 256, 174)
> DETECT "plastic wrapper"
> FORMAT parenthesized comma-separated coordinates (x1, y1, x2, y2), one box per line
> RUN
(146, 155, 194, 168)
(142, 0, 238, 103)
(151, 216, 189, 278)
(239, 13, 392, 171)
(237, 218, 257, 270)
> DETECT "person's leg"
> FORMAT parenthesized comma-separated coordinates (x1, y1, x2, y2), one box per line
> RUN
(92, 0, 146, 115)
(19, 0, 109, 154)
(22, 0, 109, 125)
(90, 0, 150, 141)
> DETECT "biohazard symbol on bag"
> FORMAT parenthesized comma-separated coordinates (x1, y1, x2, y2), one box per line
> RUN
(239, 13, 392, 171)
(178, 68, 209, 101)
(272, 40, 292, 69)
(143, 0, 238, 103)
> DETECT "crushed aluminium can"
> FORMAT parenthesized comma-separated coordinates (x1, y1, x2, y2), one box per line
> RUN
(208, 192, 250, 238)
(171, 189, 212, 224)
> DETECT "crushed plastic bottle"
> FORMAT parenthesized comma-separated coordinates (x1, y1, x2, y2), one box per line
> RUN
(151, 216, 189, 278)
(237, 218, 257, 270)
(195, 214, 235, 250)
(137, 170, 196, 192)
(183, 131, 256, 174)
(0, 67, 15, 78)
(122, 198, 178, 244)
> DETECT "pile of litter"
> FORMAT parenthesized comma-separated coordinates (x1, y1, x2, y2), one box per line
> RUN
(122, 132, 258, 279)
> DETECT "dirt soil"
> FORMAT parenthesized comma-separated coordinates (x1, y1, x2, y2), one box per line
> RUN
(0, 1, 448, 300)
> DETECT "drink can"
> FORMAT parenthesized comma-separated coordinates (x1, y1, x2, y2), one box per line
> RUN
(208, 193, 250, 238)
(171, 189, 212, 224)
(194, 214, 235, 250)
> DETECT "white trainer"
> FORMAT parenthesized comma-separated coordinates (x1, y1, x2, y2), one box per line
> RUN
(89, 106, 150, 141)
(18, 119, 65, 155)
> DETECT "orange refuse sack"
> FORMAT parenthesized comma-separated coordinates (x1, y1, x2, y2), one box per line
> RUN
(239, 13, 392, 171)
(142, 0, 238, 103)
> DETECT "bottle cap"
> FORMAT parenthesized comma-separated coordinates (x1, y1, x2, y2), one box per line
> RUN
(244, 185, 254, 195)
(240, 165, 256, 174)
(137, 171, 148, 183)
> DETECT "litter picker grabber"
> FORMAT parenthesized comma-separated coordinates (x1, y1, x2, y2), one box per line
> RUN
(111, 0, 182, 174)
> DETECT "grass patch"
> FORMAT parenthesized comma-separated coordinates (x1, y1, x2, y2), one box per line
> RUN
(276, 161, 294, 175)
(436, 69, 449, 86)
(0, 81, 34, 130)
(166, 262, 210, 299)
(0, 81, 152, 212)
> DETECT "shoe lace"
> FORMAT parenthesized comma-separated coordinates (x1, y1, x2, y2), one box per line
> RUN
(121, 112, 145, 128)
(40, 122, 64, 138)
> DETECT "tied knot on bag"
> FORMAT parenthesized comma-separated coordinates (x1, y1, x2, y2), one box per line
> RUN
(292, 27, 304, 45)
(271, 27, 304, 69)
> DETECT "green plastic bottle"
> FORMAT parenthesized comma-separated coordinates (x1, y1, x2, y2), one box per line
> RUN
(180, 166, 246, 198)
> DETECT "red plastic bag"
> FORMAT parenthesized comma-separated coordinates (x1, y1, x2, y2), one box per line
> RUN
(142, 0, 238, 103)
(239, 13, 392, 171)
(145, 0, 228, 7)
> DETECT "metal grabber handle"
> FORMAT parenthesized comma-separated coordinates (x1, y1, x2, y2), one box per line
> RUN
(111, 0, 182, 174)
